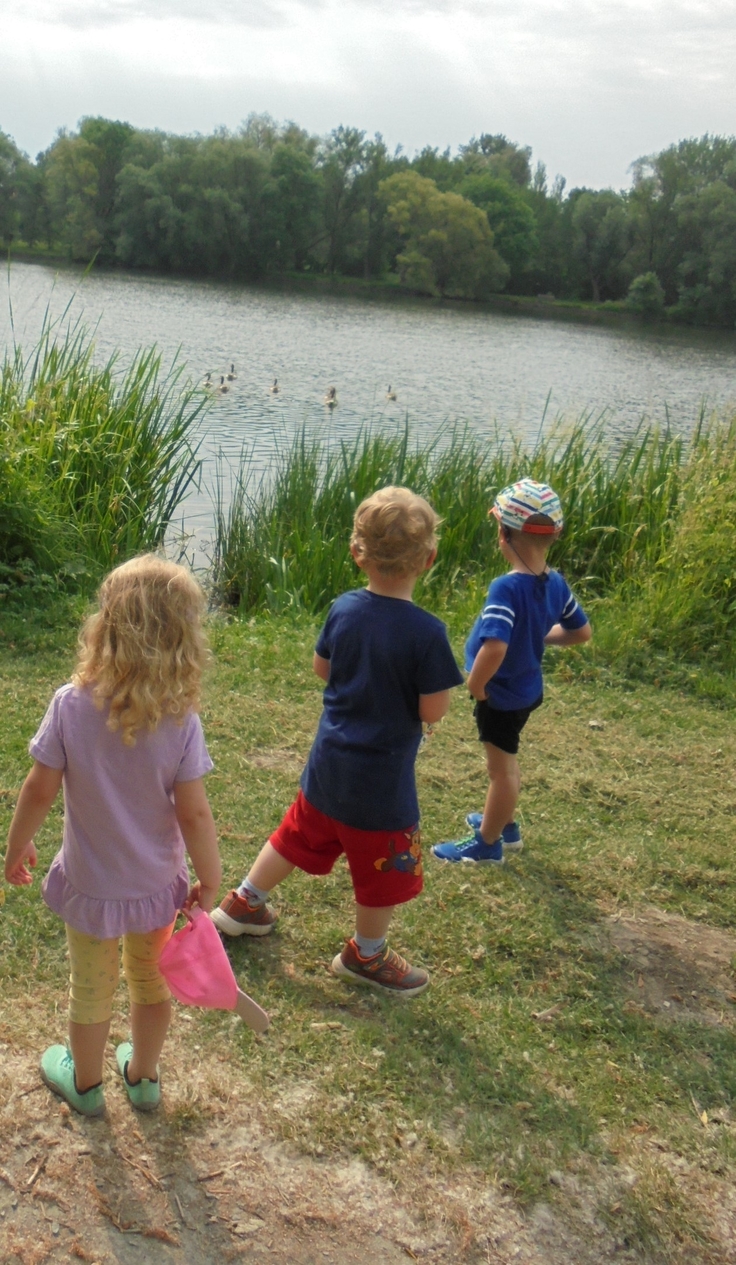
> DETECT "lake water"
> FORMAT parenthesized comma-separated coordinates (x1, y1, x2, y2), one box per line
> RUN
(3, 261, 735, 551)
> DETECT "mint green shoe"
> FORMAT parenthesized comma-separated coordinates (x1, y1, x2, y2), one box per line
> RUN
(115, 1042, 161, 1112)
(40, 1045, 105, 1118)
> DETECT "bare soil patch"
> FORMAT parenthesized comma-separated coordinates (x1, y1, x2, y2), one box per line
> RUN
(0, 1029, 734, 1265)
(605, 906, 736, 1024)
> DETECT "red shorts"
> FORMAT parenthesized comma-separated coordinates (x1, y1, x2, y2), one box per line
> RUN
(270, 790, 423, 908)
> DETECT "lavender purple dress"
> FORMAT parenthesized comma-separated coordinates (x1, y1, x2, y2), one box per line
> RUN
(30, 684, 213, 939)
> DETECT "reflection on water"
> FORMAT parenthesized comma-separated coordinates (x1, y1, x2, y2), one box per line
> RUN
(3, 261, 735, 553)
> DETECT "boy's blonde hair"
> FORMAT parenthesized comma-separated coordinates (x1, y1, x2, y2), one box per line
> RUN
(350, 486, 440, 576)
(73, 555, 208, 746)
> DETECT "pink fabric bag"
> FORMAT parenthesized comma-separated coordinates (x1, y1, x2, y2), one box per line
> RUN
(159, 908, 269, 1032)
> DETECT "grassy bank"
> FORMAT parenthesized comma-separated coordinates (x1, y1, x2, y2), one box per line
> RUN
(0, 324, 204, 589)
(213, 411, 736, 697)
(1, 611, 735, 1260)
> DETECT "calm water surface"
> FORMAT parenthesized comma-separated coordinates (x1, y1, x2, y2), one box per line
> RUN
(3, 261, 735, 548)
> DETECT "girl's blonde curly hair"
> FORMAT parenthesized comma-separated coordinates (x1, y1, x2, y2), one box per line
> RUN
(73, 555, 208, 746)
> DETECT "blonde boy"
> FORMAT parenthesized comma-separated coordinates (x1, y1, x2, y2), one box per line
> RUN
(213, 487, 463, 995)
(433, 478, 591, 865)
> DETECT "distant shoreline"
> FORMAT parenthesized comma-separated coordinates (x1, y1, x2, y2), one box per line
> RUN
(5, 246, 729, 333)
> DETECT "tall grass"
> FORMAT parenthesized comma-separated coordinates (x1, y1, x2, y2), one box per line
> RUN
(211, 416, 688, 615)
(0, 322, 206, 583)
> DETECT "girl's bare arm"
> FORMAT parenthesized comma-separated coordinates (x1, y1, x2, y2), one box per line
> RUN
(4, 761, 64, 885)
(174, 778, 222, 912)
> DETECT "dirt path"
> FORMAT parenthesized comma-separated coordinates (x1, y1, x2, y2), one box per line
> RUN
(0, 1047, 655, 1265)
(3, 906, 736, 1265)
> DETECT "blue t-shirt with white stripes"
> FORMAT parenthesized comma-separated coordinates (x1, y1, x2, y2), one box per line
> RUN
(465, 569, 588, 710)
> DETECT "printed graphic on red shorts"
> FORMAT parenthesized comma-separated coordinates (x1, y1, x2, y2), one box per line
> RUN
(374, 828, 422, 876)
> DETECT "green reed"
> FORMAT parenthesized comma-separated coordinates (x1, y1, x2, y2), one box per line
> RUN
(211, 415, 689, 616)
(0, 321, 205, 580)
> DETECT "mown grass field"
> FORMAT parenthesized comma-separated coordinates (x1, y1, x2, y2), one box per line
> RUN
(1, 607, 735, 1261)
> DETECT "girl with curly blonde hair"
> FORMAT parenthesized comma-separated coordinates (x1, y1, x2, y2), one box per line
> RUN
(4, 555, 222, 1117)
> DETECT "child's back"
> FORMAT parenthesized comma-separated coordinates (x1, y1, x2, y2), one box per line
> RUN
(303, 586, 460, 831)
(37, 682, 210, 933)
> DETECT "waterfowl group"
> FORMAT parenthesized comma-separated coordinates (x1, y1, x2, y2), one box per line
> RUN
(203, 367, 403, 410)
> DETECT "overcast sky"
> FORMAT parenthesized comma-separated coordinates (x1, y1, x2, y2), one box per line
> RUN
(2, 0, 735, 190)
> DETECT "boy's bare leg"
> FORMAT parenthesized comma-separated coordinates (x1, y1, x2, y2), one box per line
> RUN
(480, 742, 521, 843)
(247, 840, 296, 891)
(355, 903, 394, 942)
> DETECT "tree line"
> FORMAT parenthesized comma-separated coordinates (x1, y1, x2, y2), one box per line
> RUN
(1, 116, 735, 326)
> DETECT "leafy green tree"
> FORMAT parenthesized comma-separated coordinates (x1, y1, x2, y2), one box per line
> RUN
(570, 189, 632, 301)
(43, 118, 134, 260)
(629, 135, 736, 304)
(379, 171, 508, 298)
(318, 127, 366, 273)
(0, 131, 27, 246)
(460, 134, 532, 187)
(626, 272, 666, 318)
(44, 131, 103, 259)
(410, 145, 464, 191)
(458, 172, 538, 286)
(258, 142, 322, 271)
(675, 180, 736, 326)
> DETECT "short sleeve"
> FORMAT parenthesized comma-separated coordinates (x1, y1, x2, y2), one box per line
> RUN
(558, 580, 588, 630)
(474, 576, 518, 646)
(416, 624, 464, 695)
(174, 713, 214, 783)
(29, 689, 68, 770)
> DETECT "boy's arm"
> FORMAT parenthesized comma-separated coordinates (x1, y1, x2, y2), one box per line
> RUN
(313, 653, 330, 682)
(467, 639, 507, 701)
(418, 690, 451, 724)
(173, 778, 222, 913)
(544, 622, 592, 647)
(4, 761, 64, 885)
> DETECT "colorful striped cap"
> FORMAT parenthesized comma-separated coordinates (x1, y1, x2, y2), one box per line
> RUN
(491, 478, 563, 534)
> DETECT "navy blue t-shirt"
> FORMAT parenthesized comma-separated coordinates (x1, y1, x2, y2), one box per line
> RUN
(465, 569, 588, 710)
(301, 589, 463, 830)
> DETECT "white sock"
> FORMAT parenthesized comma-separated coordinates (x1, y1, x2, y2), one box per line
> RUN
(354, 933, 385, 958)
(237, 878, 269, 905)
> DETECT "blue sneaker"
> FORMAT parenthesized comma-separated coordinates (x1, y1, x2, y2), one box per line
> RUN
(431, 830, 504, 864)
(465, 815, 523, 852)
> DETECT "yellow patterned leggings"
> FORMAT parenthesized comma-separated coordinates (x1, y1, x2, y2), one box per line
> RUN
(65, 923, 175, 1025)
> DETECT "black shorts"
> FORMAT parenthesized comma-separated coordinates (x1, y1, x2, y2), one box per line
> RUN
(473, 694, 543, 755)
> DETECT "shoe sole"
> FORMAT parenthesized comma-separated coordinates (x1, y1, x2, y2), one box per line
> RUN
(40, 1066, 106, 1118)
(331, 954, 430, 999)
(210, 907, 275, 937)
(431, 847, 505, 865)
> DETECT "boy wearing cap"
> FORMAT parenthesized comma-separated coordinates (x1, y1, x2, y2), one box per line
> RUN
(432, 478, 591, 865)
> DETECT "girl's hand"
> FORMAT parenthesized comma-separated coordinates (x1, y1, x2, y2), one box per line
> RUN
(183, 881, 218, 914)
(4, 842, 37, 886)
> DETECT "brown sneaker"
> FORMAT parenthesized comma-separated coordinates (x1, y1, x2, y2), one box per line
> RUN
(331, 938, 429, 998)
(211, 890, 277, 937)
